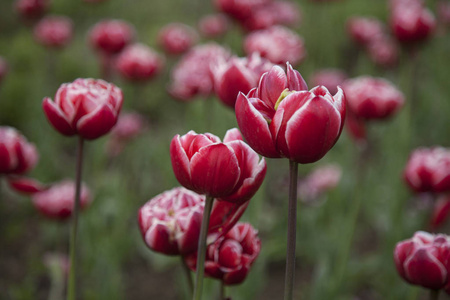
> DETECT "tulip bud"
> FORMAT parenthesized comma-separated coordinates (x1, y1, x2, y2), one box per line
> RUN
(158, 23, 198, 55)
(390, 5, 436, 44)
(404, 147, 450, 194)
(244, 26, 306, 66)
(32, 180, 92, 220)
(184, 222, 261, 285)
(33, 16, 73, 49)
(89, 20, 135, 55)
(394, 231, 450, 290)
(243, 1, 301, 31)
(215, 0, 270, 23)
(170, 128, 266, 200)
(42, 78, 123, 140)
(0, 127, 39, 176)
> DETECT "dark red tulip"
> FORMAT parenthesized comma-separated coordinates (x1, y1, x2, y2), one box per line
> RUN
(308, 68, 347, 95)
(138, 187, 250, 255)
(89, 20, 135, 55)
(33, 15, 73, 49)
(158, 23, 198, 55)
(404, 147, 450, 194)
(184, 222, 261, 285)
(243, 25, 306, 65)
(394, 231, 450, 290)
(0, 127, 39, 176)
(42, 78, 123, 140)
(170, 128, 266, 201)
(116, 43, 164, 82)
(15, 0, 49, 20)
(168, 43, 230, 101)
(236, 63, 345, 164)
(198, 14, 229, 38)
(212, 53, 273, 109)
(215, 0, 269, 23)
(32, 180, 92, 220)
(391, 5, 436, 44)
(347, 17, 385, 47)
(343, 76, 404, 120)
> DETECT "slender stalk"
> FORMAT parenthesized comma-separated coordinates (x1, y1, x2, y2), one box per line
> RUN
(219, 281, 226, 300)
(193, 196, 214, 300)
(181, 256, 194, 297)
(429, 289, 439, 300)
(66, 137, 85, 300)
(284, 160, 298, 300)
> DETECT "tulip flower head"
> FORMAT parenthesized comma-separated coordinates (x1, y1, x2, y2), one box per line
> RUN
(89, 20, 135, 55)
(32, 180, 92, 220)
(184, 222, 261, 285)
(343, 76, 404, 120)
(158, 23, 198, 55)
(42, 78, 123, 140)
(367, 37, 399, 68)
(236, 63, 346, 164)
(215, 0, 270, 23)
(394, 231, 450, 290)
(138, 187, 251, 255)
(170, 128, 266, 201)
(0, 127, 39, 176)
(244, 25, 306, 66)
(347, 17, 385, 47)
(243, 1, 302, 31)
(404, 147, 450, 194)
(198, 14, 229, 38)
(15, 0, 49, 20)
(116, 43, 164, 82)
(33, 16, 73, 49)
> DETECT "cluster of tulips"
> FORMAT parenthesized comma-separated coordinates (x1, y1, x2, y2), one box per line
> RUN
(1, 0, 450, 299)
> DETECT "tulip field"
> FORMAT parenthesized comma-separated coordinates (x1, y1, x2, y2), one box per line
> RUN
(1, 0, 450, 299)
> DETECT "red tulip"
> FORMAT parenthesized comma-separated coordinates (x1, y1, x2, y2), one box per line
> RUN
(243, 1, 301, 31)
(32, 180, 92, 220)
(33, 15, 73, 49)
(15, 0, 48, 20)
(0, 57, 8, 84)
(243, 25, 306, 65)
(168, 43, 230, 101)
(343, 76, 404, 120)
(235, 63, 345, 164)
(390, 5, 436, 44)
(212, 53, 273, 109)
(394, 231, 450, 290)
(158, 23, 198, 55)
(215, 0, 269, 23)
(404, 147, 450, 194)
(430, 194, 450, 231)
(42, 78, 123, 140)
(198, 14, 229, 38)
(89, 20, 135, 55)
(347, 17, 385, 47)
(0, 127, 39, 175)
(345, 112, 367, 145)
(116, 43, 164, 82)
(138, 187, 250, 255)
(184, 222, 261, 285)
(308, 69, 347, 95)
(170, 128, 266, 200)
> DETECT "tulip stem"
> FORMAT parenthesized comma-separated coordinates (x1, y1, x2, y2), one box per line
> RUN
(430, 290, 439, 300)
(284, 160, 298, 300)
(66, 137, 84, 300)
(193, 195, 214, 300)
(181, 257, 194, 297)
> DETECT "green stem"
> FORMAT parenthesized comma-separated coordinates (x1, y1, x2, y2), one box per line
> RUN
(430, 289, 439, 300)
(181, 256, 194, 297)
(192, 196, 214, 300)
(219, 281, 226, 300)
(284, 160, 298, 300)
(66, 137, 85, 300)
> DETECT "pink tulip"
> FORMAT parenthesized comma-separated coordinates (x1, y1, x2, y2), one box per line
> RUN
(116, 43, 164, 82)
(158, 23, 198, 55)
(32, 180, 92, 220)
(42, 78, 123, 140)
(0, 57, 8, 84)
(366, 37, 399, 68)
(390, 4, 436, 44)
(212, 53, 273, 109)
(404, 147, 450, 194)
(0, 127, 38, 175)
(215, 0, 270, 23)
(33, 15, 73, 49)
(168, 43, 230, 101)
(138, 187, 250, 255)
(198, 14, 229, 38)
(184, 222, 261, 285)
(170, 128, 266, 200)
(343, 76, 404, 120)
(235, 63, 345, 164)
(243, 1, 301, 31)
(243, 25, 306, 65)
(15, 0, 48, 20)
(394, 231, 450, 290)
(308, 69, 347, 95)
(347, 17, 385, 47)
(89, 20, 135, 55)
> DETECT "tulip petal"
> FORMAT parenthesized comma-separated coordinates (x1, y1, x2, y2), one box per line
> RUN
(77, 104, 117, 140)
(287, 62, 308, 91)
(178, 210, 202, 254)
(223, 128, 243, 143)
(404, 248, 447, 289)
(42, 97, 76, 136)
(170, 135, 194, 191)
(0, 143, 14, 173)
(216, 64, 255, 109)
(259, 65, 287, 107)
(208, 200, 250, 244)
(145, 222, 179, 255)
(7, 177, 47, 194)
